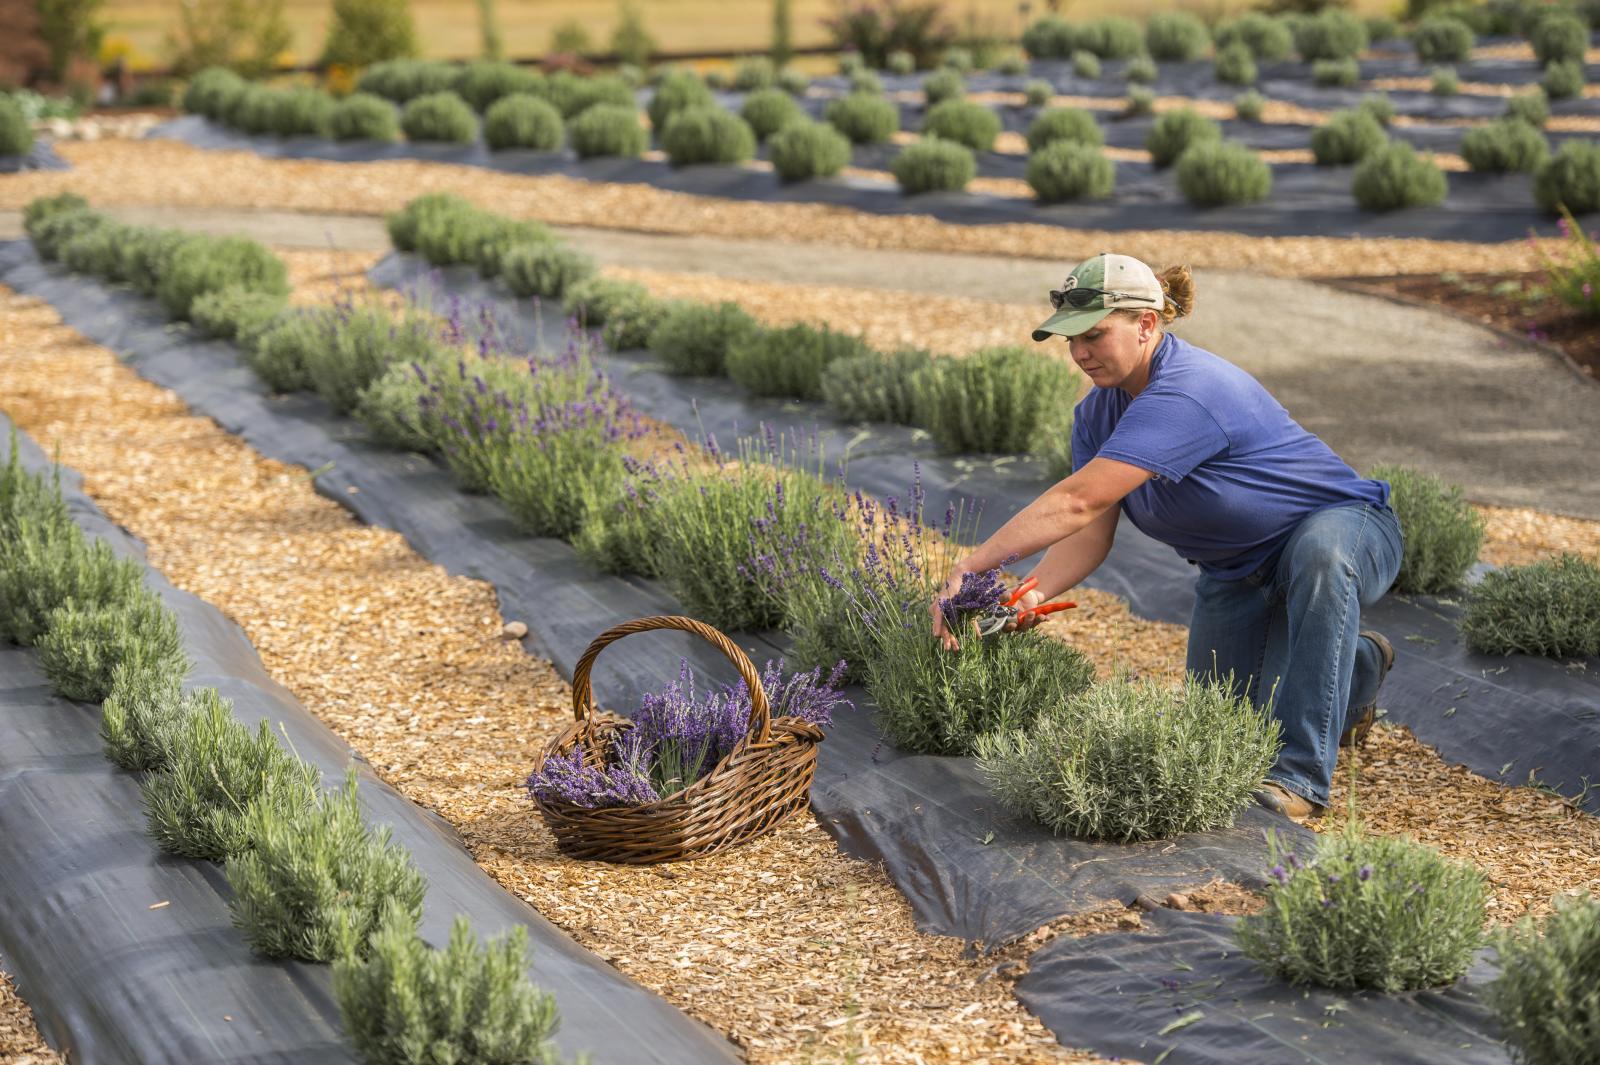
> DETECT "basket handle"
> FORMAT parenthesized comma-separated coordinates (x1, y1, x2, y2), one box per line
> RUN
(570, 615, 772, 745)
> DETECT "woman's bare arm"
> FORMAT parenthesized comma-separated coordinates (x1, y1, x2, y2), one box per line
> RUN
(1025, 503, 1119, 601)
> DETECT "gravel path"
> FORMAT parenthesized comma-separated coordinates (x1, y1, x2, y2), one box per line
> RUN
(3, 205, 1595, 519)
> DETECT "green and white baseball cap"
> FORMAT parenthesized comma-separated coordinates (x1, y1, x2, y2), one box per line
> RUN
(1031, 252, 1164, 342)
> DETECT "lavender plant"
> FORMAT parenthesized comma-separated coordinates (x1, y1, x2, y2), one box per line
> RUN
(775, 469, 965, 680)
(385, 192, 474, 254)
(484, 377, 646, 540)
(1460, 553, 1600, 658)
(864, 606, 1093, 755)
(249, 308, 336, 394)
(908, 346, 1081, 455)
(100, 664, 204, 772)
(1236, 820, 1488, 991)
(573, 452, 670, 577)
(412, 339, 600, 493)
(37, 589, 191, 704)
(648, 300, 761, 377)
(500, 241, 596, 301)
(819, 347, 934, 425)
(1487, 893, 1600, 1065)
(226, 770, 426, 962)
(725, 321, 871, 401)
(645, 434, 855, 632)
(1369, 463, 1484, 594)
(975, 673, 1280, 841)
(333, 906, 566, 1065)
(306, 300, 445, 415)
(0, 517, 146, 647)
(190, 285, 288, 344)
(141, 695, 321, 861)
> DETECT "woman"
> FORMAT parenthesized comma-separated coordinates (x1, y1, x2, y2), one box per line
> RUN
(932, 252, 1403, 822)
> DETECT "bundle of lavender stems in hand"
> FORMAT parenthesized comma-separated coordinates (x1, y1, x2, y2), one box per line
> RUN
(526, 658, 851, 809)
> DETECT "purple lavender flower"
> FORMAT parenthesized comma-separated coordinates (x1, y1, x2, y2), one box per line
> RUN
(525, 738, 660, 809)
(939, 567, 1006, 628)
(1358, 865, 1372, 882)
(1270, 864, 1289, 886)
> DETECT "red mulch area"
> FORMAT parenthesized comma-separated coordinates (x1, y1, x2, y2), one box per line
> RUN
(1336, 272, 1600, 382)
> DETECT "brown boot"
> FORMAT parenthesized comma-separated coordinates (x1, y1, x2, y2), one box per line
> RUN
(1253, 781, 1325, 822)
(1340, 630, 1394, 749)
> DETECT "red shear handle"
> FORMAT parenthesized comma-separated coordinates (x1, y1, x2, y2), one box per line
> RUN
(1002, 577, 1039, 609)
(1016, 601, 1077, 626)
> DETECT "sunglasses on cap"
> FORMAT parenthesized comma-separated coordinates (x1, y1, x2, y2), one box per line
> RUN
(1048, 285, 1161, 310)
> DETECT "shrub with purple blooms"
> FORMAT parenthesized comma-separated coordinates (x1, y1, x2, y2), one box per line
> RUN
(775, 474, 1093, 753)
(641, 435, 857, 632)
(527, 657, 850, 808)
(1236, 820, 1488, 991)
(777, 471, 966, 680)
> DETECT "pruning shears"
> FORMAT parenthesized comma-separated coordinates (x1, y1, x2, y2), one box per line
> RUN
(974, 577, 1077, 637)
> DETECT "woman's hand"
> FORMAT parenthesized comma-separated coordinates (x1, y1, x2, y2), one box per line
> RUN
(1008, 588, 1046, 631)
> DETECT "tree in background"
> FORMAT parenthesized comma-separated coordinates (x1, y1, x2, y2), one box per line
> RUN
(0, 0, 55, 87)
(772, 0, 794, 66)
(612, 1, 655, 66)
(823, 0, 955, 69)
(550, 19, 593, 57)
(38, 0, 105, 82)
(477, 0, 504, 60)
(168, 0, 292, 76)
(320, 0, 420, 69)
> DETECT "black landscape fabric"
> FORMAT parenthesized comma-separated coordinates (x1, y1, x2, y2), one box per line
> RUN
(146, 114, 1597, 243)
(1014, 908, 1510, 1065)
(0, 414, 740, 1065)
(0, 242, 1325, 950)
(375, 252, 1600, 816)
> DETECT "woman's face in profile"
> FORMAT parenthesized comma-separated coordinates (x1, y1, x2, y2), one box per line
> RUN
(1066, 313, 1146, 390)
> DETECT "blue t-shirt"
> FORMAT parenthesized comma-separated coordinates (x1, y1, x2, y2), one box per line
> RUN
(1071, 332, 1389, 580)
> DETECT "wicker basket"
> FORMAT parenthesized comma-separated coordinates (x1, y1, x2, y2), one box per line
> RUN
(530, 615, 825, 864)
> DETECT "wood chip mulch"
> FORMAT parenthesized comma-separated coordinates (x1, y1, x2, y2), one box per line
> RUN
(0, 970, 59, 1065)
(0, 139, 1558, 279)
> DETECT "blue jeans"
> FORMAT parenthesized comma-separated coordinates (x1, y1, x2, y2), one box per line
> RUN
(1185, 502, 1404, 807)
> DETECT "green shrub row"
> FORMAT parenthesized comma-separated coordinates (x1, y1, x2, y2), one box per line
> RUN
(19, 196, 574, 1065)
(24, 194, 290, 322)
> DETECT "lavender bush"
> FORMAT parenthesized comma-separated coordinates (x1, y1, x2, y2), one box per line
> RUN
(527, 657, 849, 808)
(38, 590, 190, 704)
(141, 695, 321, 861)
(1236, 821, 1488, 991)
(645, 434, 856, 632)
(305, 299, 445, 415)
(485, 378, 646, 540)
(864, 602, 1093, 755)
(976, 673, 1280, 841)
